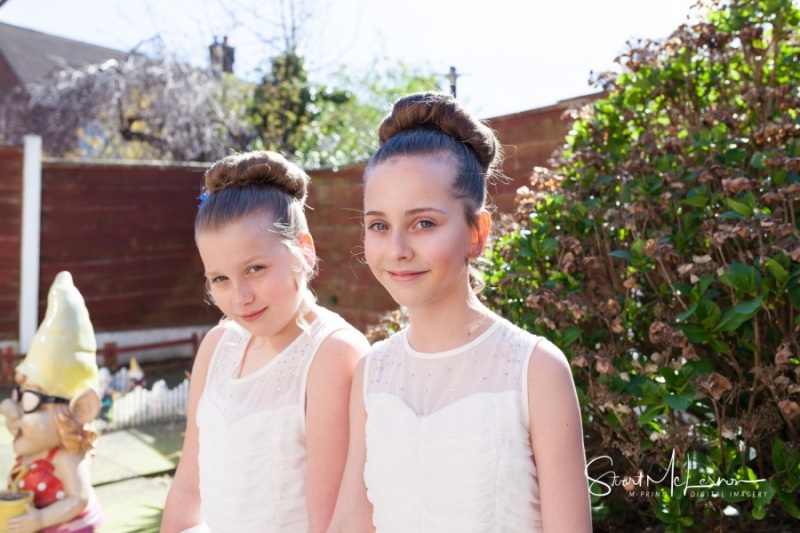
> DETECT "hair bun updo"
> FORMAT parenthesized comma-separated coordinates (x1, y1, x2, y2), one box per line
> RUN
(377, 91, 502, 179)
(202, 151, 309, 204)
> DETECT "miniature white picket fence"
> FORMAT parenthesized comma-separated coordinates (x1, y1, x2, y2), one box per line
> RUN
(107, 378, 190, 430)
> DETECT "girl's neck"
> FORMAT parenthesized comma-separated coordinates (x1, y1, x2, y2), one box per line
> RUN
(405, 296, 494, 354)
(240, 305, 318, 377)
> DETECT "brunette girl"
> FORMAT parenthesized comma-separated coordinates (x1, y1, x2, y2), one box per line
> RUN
(330, 93, 592, 532)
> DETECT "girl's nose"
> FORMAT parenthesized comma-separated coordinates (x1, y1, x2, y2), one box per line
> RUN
(388, 232, 412, 261)
(234, 281, 255, 305)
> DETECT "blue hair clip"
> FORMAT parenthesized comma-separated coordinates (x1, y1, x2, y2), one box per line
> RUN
(198, 190, 210, 208)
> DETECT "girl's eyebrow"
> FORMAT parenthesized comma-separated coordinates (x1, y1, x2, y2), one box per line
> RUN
(364, 207, 447, 217)
(204, 254, 270, 277)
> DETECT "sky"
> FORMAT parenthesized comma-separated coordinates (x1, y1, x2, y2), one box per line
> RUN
(0, 0, 701, 119)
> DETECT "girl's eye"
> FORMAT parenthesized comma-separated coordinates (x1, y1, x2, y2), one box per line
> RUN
(416, 220, 435, 229)
(210, 275, 227, 284)
(367, 221, 388, 231)
(249, 265, 265, 273)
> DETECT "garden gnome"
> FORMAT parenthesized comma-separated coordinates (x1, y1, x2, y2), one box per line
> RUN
(127, 357, 146, 390)
(0, 272, 103, 532)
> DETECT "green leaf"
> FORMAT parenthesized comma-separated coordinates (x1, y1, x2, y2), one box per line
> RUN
(777, 488, 800, 519)
(679, 323, 710, 343)
(708, 337, 731, 353)
(724, 197, 753, 217)
(714, 296, 764, 332)
(662, 391, 694, 411)
(734, 295, 764, 315)
(696, 299, 721, 330)
(682, 194, 708, 208)
(653, 501, 679, 524)
(751, 505, 767, 520)
(560, 327, 581, 346)
(765, 258, 790, 287)
(719, 263, 761, 296)
(637, 404, 664, 425)
(675, 303, 699, 323)
(754, 481, 776, 508)
(540, 237, 559, 258)
(719, 210, 744, 220)
(692, 275, 715, 300)
(683, 358, 714, 377)
(591, 504, 610, 521)
(610, 250, 632, 260)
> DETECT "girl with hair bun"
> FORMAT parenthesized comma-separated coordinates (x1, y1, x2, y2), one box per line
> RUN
(162, 151, 370, 533)
(329, 93, 592, 532)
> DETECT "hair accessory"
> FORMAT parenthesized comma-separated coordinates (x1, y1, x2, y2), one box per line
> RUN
(198, 190, 210, 208)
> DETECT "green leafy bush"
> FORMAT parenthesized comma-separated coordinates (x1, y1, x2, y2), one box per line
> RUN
(482, 0, 800, 530)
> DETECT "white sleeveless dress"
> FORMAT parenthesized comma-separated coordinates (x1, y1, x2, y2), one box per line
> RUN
(196, 308, 354, 532)
(363, 319, 544, 532)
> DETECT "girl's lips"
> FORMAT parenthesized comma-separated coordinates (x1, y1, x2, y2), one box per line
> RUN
(241, 308, 267, 322)
(388, 270, 426, 282)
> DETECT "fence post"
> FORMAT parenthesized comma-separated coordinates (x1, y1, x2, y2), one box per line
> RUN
(19, 135, 42, 353)
(102, 342, 119, 371)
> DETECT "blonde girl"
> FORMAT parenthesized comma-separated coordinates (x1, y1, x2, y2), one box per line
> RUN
(330, 93, 592, 532)
(162, 151, 370, 533)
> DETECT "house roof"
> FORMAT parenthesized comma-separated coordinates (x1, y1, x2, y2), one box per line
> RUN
(0, 21, 127, 88)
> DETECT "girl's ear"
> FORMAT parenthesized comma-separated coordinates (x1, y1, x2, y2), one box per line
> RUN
(298, 232, 316, 269)
(68, 389, 100, 425)
(470, 210, 492, 257)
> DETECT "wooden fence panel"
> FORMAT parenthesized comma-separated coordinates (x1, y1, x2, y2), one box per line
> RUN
(0, 146, 22, 341)
(0, 98, 589, 342)
(37, 162, 219, 333)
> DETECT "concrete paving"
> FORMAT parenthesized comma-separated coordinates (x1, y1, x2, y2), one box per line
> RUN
(0, 416, 185, 533)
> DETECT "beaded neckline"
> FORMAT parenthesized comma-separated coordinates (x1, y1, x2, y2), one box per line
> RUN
(230, 313, 323, 382)
(403, 319, 503, 359)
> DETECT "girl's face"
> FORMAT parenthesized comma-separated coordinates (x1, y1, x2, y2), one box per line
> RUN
(364, 154, 478, 311)
(1, 379, 62, 459)
(196, 212, 312, 341)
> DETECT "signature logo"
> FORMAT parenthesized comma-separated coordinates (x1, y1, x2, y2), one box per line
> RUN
(586, 450, 766, 498)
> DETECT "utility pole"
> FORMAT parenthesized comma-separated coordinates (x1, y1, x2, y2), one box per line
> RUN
(446, 66, 460, 97)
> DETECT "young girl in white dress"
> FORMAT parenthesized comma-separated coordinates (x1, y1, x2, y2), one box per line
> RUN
(329, 92, 592, 532)
(161, 151, 370, 533)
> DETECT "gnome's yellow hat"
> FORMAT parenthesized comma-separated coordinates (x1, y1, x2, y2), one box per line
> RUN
(17, 271, 99, 399)
(129, 357, 143, 378)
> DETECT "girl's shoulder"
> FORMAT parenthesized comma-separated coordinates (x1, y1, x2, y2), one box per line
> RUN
(313, 306, 355, 331)
(193, 320, 249, 375)
(312, 307, 367, 342)
(201, 318, 247, 343)
(311, 306, 370, 357)
(486, 316, 541, 351)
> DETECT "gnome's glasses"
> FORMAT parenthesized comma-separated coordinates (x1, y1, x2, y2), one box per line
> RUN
(11, 385, 70, 414)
